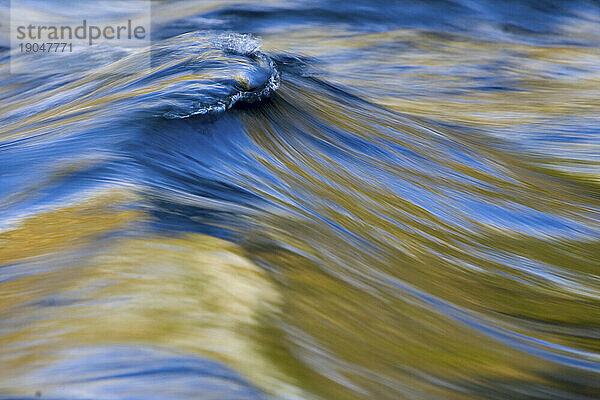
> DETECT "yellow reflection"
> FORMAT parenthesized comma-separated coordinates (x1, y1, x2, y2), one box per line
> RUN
(0, 193, 304, 399)
(0, 191, 142, 265)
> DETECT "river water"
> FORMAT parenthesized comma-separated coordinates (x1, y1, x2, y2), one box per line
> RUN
(1, 1, 599, 399)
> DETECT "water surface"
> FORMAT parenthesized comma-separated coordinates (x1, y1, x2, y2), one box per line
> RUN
(1, 1, 599, 399)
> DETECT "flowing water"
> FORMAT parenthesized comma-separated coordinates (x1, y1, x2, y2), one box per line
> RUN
(1, 1, 599, 399)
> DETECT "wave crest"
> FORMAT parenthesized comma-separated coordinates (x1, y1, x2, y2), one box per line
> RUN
(1, 31, 279, 136)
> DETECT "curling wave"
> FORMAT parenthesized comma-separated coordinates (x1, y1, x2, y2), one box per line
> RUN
(0, 31, 279, 138)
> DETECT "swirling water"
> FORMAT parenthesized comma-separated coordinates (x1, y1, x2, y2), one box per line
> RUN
(0, 1, 599, 399)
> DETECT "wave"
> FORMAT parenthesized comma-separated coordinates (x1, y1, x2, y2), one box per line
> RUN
(0, 31, 279, 139)
(1, 9, 599, 400)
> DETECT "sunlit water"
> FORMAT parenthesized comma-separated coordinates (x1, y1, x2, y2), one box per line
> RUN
(1, 1, 599, 399)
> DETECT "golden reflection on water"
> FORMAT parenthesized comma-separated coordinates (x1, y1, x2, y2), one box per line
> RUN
(263, 29, 600, 128)
(0, 191, 309, 399)
(234, 80, 599, 398)
(1, 185, 598, 399)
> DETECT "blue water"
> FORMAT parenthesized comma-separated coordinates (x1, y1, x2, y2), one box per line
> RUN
(1, 1, 599, 399)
